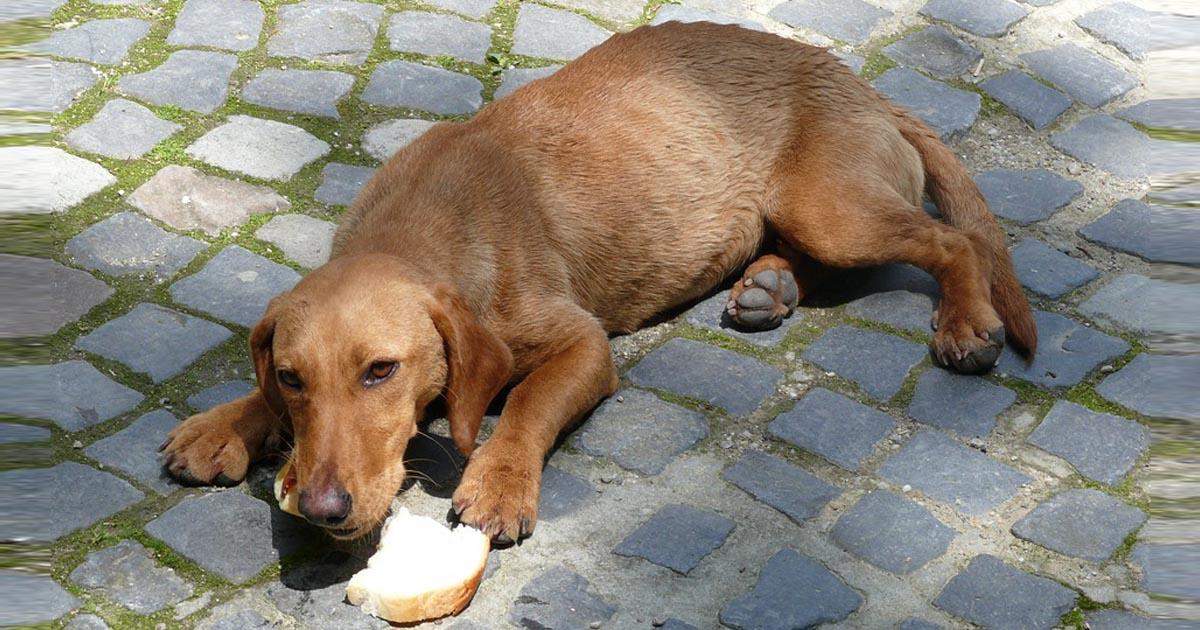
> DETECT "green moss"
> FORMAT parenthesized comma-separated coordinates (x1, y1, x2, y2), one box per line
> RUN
(859, 51, 896, 81)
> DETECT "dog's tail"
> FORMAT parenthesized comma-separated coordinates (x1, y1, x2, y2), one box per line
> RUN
(888, 105, 1037, 359)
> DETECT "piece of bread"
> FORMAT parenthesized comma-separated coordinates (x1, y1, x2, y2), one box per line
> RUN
(345, 507, 490, 623)
(273, 458, 301, 517)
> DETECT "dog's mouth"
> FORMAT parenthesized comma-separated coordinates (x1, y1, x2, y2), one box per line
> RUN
(324, 525, 364, 540)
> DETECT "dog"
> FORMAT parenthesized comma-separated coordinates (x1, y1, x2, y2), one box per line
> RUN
(160, 21, 1036, 543)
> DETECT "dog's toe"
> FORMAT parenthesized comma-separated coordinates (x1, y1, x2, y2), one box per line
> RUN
(727, 268, 798, 331)
(931, 325, 1005, 375)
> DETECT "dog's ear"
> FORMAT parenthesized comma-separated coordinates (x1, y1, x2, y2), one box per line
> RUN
(249, 296, 287, 419)
(427, 284, 514, 457)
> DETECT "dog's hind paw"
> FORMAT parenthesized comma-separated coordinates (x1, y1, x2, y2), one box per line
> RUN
(727, 267, 799, 331)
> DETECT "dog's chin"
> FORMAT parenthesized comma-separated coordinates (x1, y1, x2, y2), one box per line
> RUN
(323, 523, 370, 541)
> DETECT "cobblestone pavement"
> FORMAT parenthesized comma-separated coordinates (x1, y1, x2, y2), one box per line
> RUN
(1, 0, 1197, 628)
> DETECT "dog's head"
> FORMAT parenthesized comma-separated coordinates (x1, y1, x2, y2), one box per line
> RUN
(252, 254, 512, 539)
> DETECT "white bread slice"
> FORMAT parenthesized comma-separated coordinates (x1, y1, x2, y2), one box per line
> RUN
(273, 458, 301, 517)
(345, 507, 490, 623)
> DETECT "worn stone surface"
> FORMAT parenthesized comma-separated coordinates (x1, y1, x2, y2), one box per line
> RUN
(880, 430, 1030, 515)
(627, 338, 782, 415)
(129, 165, 290, 236)
(268, 0, 385, 65)
(538, 466, 595, 521)
(65, 212, 205, 281)
(769, 0, 890, 44)
(1075, 3, 1198, 61)
(0, 361, 143, 431)
(168, 0, 264, 51)
(186, 115, 330, 181)
(65, 614, 111, 630)
(1119, 98, 1200, 132)
(362, 60, 483, 115)
(769, 387, 896, 470)
(242, 69, 354, 118)
(1132, 543, 1200, 600)
(27, 18, 149, 65)
(898, 619, 942, 630)
(551, 0, 644, 23)
(169, 246, 301, 328)
(361, 118, 436, 161)
(1080, 199, 1199, 267)
(4, 59, 98, 113)
(65, 99, 181, 160)
(883, 26, 982, 79)
(614, 504, 735, 574)
(495, 65, 562, 100)
(1022, 45, 1137, 108)
(0, 253, 112, 338)
(973, 168, 1082, 225)
(424, 0, 496, 19)
(119, 50, 238, 114)
(0, 462, 143, 543)
(1029, 401, 1149, 485)
(831, 490, 955, 574)
(508, 565, 617, 629)
(187, 381, 254, 412)
(1080, 274, 1198, 338)
(980, 70, 1072, 130)
(0, 146, 115, 215)
(722, 450, 840, 524)
(69, 540, 192, 613)
(651, 5, 764, 30)
(576, 388, 708, 475)
(254, 214, 336, 269)
(1049, 115, 1151, 180)
(934, 555, 1076, 629)
(907, 368, 1015, 438)
(267, 552, 386, 630)
(1009, 239, 1098, 298)
(85, 409, 183, 494)
(315, 163, 375, 206)
(1097, 353, 1198, 422)
(0, 571, 80, 626)
(919, 0, 1027, 37)
(1012, 489, 1146, 561)
(684, 289, 804, 347)
(839, 265, 939, 334)
(0, 423, 51, 444)
(996, 310, 1130, 388)
(872, 68, 980, 140)
(77, 303, 231, 383)
(720, 549, 862, 629)
(511, 3, 612, 60)
(387, 11, 492, 63)
(801, 325, 926, 401)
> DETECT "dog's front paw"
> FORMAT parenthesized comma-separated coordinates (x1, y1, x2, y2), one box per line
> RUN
(160, 407, 274, 486)
(452, 445, 540, 544)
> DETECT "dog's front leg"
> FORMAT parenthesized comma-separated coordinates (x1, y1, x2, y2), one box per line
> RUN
(160, 391, 285, 486)
(453, 318, 617, 543)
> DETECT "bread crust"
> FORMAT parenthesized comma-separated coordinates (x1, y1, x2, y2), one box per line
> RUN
(345, 552, 486, 623)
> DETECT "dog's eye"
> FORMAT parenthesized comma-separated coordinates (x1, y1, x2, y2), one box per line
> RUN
(276, 369, 302, 390)
(364, 361, 397, 387)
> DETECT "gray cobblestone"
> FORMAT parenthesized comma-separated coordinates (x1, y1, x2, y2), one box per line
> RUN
(508, 565, 617, 630)
(538, 466, 596, 521)
(1050, 115, 1150, 180)
(974, 168, 1082, 225)
(919, 0, 1027, 37)
(76, 303, 231, 383)
(769, 387, 896, 470)
(495, 65, 562, 100)
(362, 60, 483, 115)
(1029, 401, 1149, 486)
(168, 0, 264, 51)
(169, 246, 301, 328)
(27, 18, 149, 65)
(0, 571, 80, 626)
(0, 361, 142, 431)
(831, 490, 955, 574)
(883, 26, 982, 79)
(1097, 353, 1198, 422)
(722, 450, 840, 524)
(69, 539, 192, 613)
(119, 50, 238, 115)
(996, 310, 1129, 388)
(651, 5, 765, 30)
(186, 115, 330, 181)
(254, 214, 336, 269)
(576, 388, 708, 475)
(628, 338, 782, 415)
(424, 0, 496, 20)
(65, 614, 110, 630)
(65, 99, 182, 160)
(361, 118, 435, 161)
(387, 11, 492, 64)
(614, 503, 735, 574)
(769, 0, 890, 45)
(1012, 489, 1146, 561)
(1, 253, 112, 338)
(84, 409, 181, 494)
(0, 0, 64, 20)
(1080, 199, 1199, 267)
(65, 212, 205, 281)
(187, 381, 254, 411)
(1119, 98, 1200, 131)
(1132, 543, 1199, 600)
(1009, 238, 1098, 298)
(0, 147, 115, 215)
(907, 368, 1015, 438)
(720, 549, 861, 629)
(934, 554, 1076, 629)
(842, 265, 939, 334)
(0, 462, 143, 543)
(268, 552, 386, 629)
(980, 70, 1071, 130)
(802, 325, 926, 401)
(315, 163, 375, 206)
(1080, 274, 1198, 338)
(0, 423, 51, 444)
(1023, 45, 1136, 108)
(879, 430, 1030, 515)
(268, 0, 385, 65)
(242, 69, 355, 118)
(129, 165, 291, 236)
(872, 68, 980, 140)
(511, 4, 612, 60)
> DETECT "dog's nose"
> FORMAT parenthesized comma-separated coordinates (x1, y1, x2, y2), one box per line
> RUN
(298, 483, 353, 527)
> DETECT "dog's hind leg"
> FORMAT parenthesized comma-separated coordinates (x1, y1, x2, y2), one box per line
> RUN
(726, 242, 827, 330)
(160, 391, 284, 486)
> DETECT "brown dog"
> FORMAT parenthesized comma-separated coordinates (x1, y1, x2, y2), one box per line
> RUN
(161, 22, 1036, 542)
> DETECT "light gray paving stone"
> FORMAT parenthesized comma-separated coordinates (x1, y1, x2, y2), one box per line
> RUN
(508, 565, 617, 629)
(315, 163, 375, 206)
(801, 325, 926, 401)
(118, 50, 237, 114)
(0, 146, 115, 215)
(1012, 489, 1146, 561)
(0, 462, 143, 542)
(1049, 115, 1150, 180)
(511, 4, 612, 60)
(1081, 274, 1199, 338)
(65, 98, 181, 160)
(0, 0, 64, 20)
(268, 554, 387, 629)
(974, 168, 1082, 224)
(614, 504, 735, 574)
(69, 540, 192, 613)
(387, 11, 492, 64)
(769, 388, 895, 470)
(0, 423, 51, 444)
(1131, 543, 1200, 601)
(898, 619, 942, 630)
(146, 489, 313, 583)
(919, 0, 1027, 36)
(0, 254, 112, 338)
(1022, 45, 1137, 108)
(424, 0, 496, 20)
(831, 490, 955, 574)
(833, 50, 866, 74)
(129, 165, 291, 236)
(362, 60, 483, 116)
(879, 430, 1030, 515)
(934, 555, 1076, 629)
(1075, 3, 1199, 61)
(551, 0, 644, 23)
(187, 115, 330, 181)
(76, 303, 231, 383)
(169, 246, 301, 328)
(26, 18, 149, 65)
(627, 338, 783, 415)
(3, 59, 98, 113)
(768, 0, 891, 45)
(720, 549, 862, 629)
(907, 368, 1014, 438)
(651, 5, 766, 30)
(538, 466, 595, 521)
(872, 68, 980, 140)
(361, 118, 436, 161)
(0, 571, 80, 626)
(1119, 98, 1200, 132)
(84, 409, 182, 494)
(1097, 353, 1198, 422)
(1080, 199, 1199, 267)
(495, 65, 562, 100)
(198, 599, 280, 630)
(242, 69, 355, 118)
(684, 289, 804, 347)
(996, 310, 1130, 388)
(980, 70, 1071, 130)
(168, 0, 264, 51)
(0, 361, 142, 430)
(65, 212, 205, 281)
(187, 381, 254, 411)
(1028, 401, 1148, 485)
(1009, 238, 1098, 298)
(883, 26, 982, 79)
(576, 389, 707, 475)
(1086, 609, 1197, 630)
(65, 614, 111, 630)
(841, 265, 939, 334)
(268, 0, 385, 65)
(254, 214, 335, 269)
(722, 450, 840, 523)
